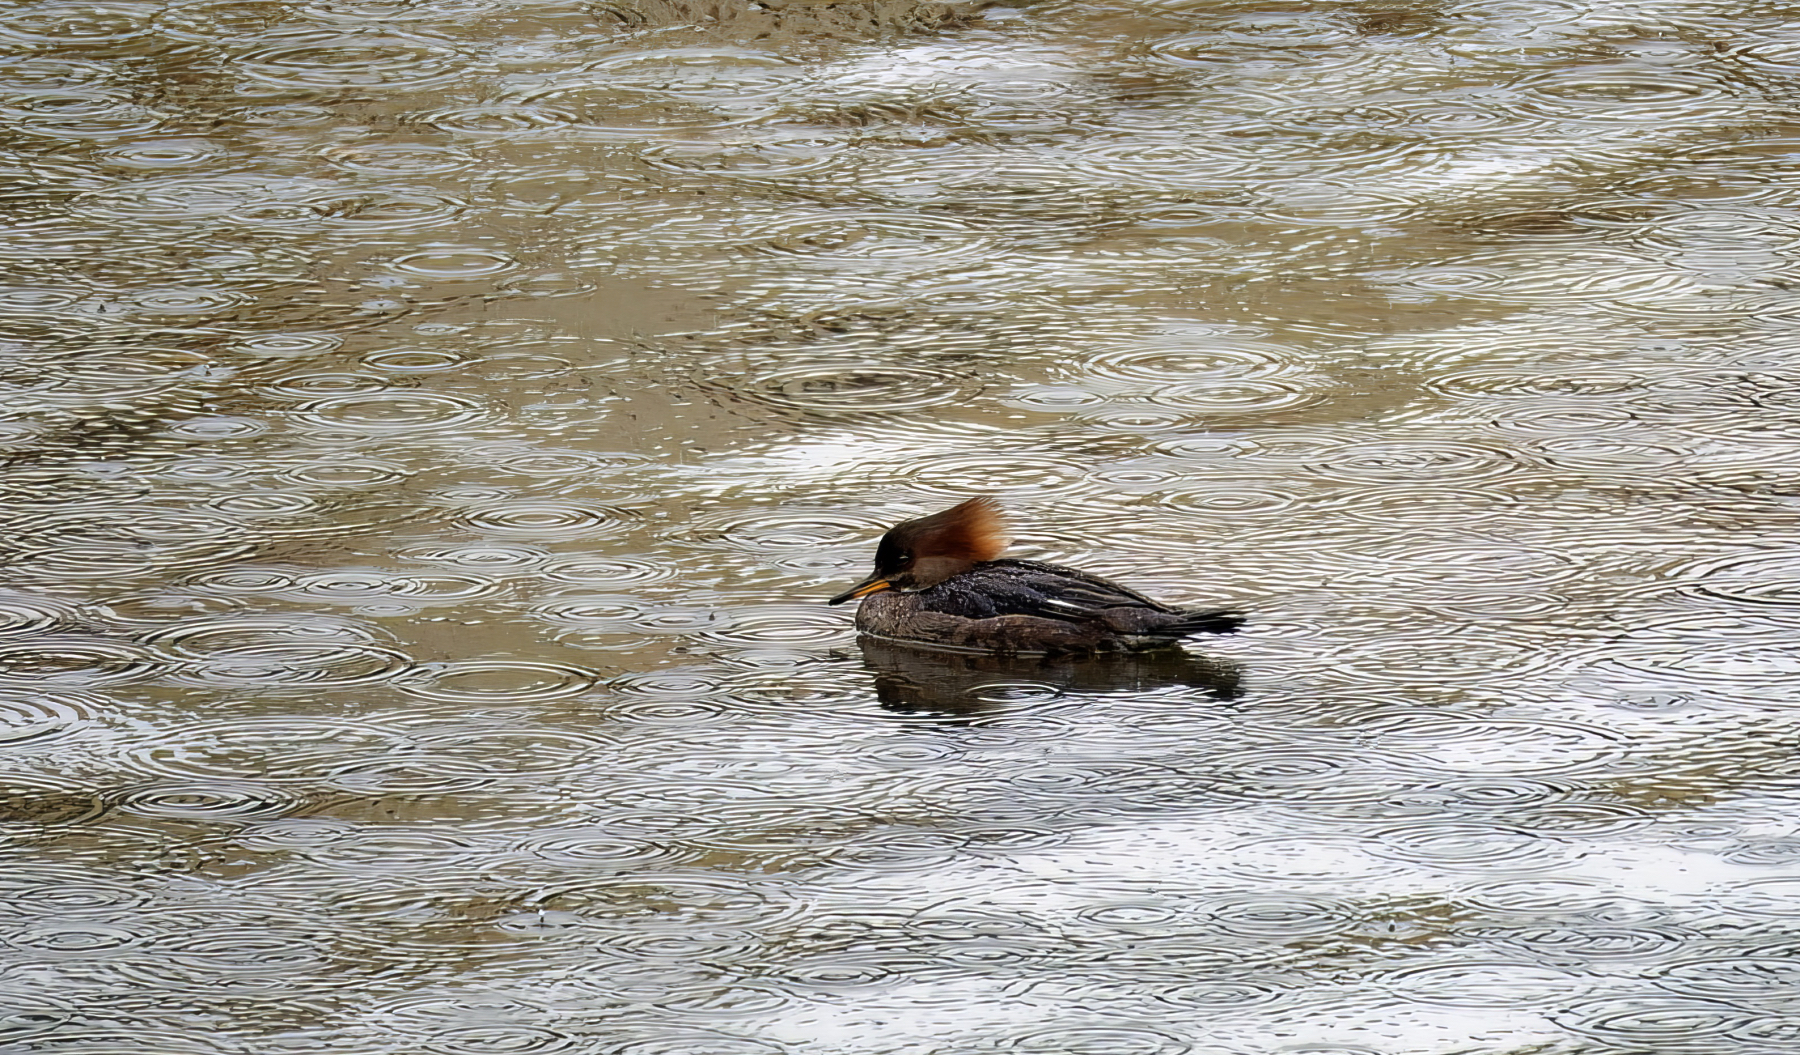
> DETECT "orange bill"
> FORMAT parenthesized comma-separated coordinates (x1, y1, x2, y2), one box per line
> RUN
(828, 577, 893, 606)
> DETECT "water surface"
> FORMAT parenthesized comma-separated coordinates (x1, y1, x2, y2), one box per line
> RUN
(3, 0, 1800, 1052)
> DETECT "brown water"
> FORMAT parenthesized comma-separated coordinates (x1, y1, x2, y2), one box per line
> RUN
(4, 0, 1800, 1051)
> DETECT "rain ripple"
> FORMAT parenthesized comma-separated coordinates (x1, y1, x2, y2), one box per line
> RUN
(400, 542, 548, 573)
(1501, 924, 1693, 963)
(532, 594, 650, 641)
(187, 564, 504, 613)
(1374, 248, 1689, 308)
(145, 926, 326, 982)
(144, 615, 410, 688)
(904, 453, 1095, 498)
(740, 209, 998, 262)
(75, 175, 465, 233)
(510, 53, 781, 138)
(1513, 66, 1740, 126)
(1677, 548, 1800, 610)
(132, 717, 396, 782)
(0, 2, 154, 48)
(113, 780, 300, 822)
(541, 554, 673, 587)
(280, 458, 413, 489)
(698, 604, 845, 649)
(1326, 632, 1558, 685)
(1656, 955, 1800, 1000)
(414, 103, 576, 137)
(685, 508, 890, 552)
(292, 391, 491, 434)
(726, 360, 980, 416)
(451, 444, 613, 479)
(391, 660, 597, 703)
(1156, 477, 1307, 520)
(1381, 960, 1587, 1008)
(0, 689, 114, 748)
(527, 870, 804, 929)
(0, 588, 79, 637)
(0, 863, 150, 917)
(1304, 440, 1518, 483)
(1002, 1023, 1194, 1055)
(151, 0, 286, 40)
(1202, 891, 1351, 941)
(232, 28, 465, 89)
(1558, 994, 1751, 1050)
(1370, 820, 1565, 873)
(0, 635, 161, 688)
(513, 827, 685, 870)
(457, 500, 634, 540)
(1371, 717, 1624, 775)
(1076, 335, 1295, 384)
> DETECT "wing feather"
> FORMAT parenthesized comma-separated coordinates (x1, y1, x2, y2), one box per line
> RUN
(938, 560, 1177, 623)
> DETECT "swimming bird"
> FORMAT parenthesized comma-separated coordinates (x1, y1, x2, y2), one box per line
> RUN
(827, 497, 1243, 654)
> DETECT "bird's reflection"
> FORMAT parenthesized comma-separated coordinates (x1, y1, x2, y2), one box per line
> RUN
(858, 638, 1241, 721)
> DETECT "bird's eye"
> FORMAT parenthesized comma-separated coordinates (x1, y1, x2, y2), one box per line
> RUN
(897, 551, 913, 563)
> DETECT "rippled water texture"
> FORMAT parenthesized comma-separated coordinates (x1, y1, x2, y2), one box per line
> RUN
(3, 0, 1800, 1051)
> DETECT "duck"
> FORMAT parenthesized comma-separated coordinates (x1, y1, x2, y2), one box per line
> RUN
(827, 497, 1243, 654)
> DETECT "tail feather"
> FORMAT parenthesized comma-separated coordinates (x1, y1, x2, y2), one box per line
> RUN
(1167, 608, 1245, 637)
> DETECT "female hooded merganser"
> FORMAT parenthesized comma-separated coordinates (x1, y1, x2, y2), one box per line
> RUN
(827, 497, 1244, 654)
